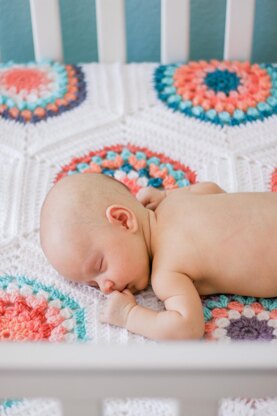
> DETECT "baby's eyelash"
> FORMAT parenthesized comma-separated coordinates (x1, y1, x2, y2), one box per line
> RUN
(88, 281, 99, 289)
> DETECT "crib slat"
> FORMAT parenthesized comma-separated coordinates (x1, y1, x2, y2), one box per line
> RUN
(1, 343, 277, 416)
(95, 0, 126, 63)
(29, 0, 63, 62)
(224, 0, 255, 61)
(161, 0, 190, 64)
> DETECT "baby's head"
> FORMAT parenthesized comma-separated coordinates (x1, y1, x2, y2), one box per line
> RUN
(40, 173, 152, 294)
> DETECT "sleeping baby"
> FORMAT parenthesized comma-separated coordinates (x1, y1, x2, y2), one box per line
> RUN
(40, 173, 277, 340)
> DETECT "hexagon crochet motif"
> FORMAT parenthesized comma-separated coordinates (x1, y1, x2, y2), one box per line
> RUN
(154, 60, 277, 126)
(0, 61, 86, 123)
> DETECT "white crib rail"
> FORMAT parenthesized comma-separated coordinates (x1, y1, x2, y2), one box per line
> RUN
(0, 341, 276, 416)
(161, 0, 190, 64)
(95, 0, 126, 63)
(28, 0, 257, 63)
(224, 0, 255, 61)
(29, 0, 63, 62)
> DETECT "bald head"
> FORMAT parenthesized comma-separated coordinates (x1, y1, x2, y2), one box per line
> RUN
(40, 173, 140, 268)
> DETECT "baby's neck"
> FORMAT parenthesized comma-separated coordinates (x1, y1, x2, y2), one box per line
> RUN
(141, 208, 158, 261)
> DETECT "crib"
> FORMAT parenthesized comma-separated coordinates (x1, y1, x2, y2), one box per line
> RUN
(0, 0, 277, 415)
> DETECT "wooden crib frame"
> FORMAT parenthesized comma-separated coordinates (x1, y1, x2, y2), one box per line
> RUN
(1, 0, 277, 415)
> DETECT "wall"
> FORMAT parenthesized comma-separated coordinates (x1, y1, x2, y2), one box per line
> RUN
(0, 0, 276, 63)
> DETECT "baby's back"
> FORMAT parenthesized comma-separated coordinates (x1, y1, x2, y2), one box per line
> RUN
(152, 190, 277, 297)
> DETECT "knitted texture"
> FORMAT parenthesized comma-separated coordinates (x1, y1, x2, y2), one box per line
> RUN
(154, 61, 277, 126)
(0, 398, 177, 416)
(0, 62, 86, 123)
(0, 399, 62, 416)
(0, 61, 277, 416)
(218, 398, 277, 416)
(2, 397, 277, 416)
(0, 275, 87, 342)
(55, 144, 197, 191)
(203, 294, 277, 342)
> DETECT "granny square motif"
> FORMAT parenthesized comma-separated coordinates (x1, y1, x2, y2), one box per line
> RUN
(154, 61, 277, 126)
(0, 275, 87, 342)
(55, 143, 197, 191)
(0, 61, 86, 123)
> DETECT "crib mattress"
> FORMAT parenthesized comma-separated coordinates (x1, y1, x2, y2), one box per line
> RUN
(0, 60, 277, 416)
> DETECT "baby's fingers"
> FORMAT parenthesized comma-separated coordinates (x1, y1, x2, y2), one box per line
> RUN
(136, 188, 151, 205)
(122, 288, 136, 300)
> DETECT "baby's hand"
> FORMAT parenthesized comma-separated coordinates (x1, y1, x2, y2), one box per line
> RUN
(136, 187, 166, 210)
(99, 289, 137, 328)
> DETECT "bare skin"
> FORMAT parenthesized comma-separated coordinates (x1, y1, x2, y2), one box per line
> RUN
(40, 174, 277, 341)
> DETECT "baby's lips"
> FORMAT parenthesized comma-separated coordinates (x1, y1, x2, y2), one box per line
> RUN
(116, 284, 128, 293)
(124, 286, 137, 295)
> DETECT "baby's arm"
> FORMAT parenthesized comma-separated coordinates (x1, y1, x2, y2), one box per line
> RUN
(136, 182, 225, 210)
(127, 272, 205, 340)
(100, 272, 205, 340)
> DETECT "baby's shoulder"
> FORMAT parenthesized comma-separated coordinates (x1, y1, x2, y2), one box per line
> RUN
(155, 191, 179, 220)
(154, 190, 192, 231)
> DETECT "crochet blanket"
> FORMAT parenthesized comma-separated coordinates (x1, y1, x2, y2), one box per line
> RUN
(0, 61, 277, 416)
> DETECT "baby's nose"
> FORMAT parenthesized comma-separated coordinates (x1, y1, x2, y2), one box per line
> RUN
(101, 280, 114, 294)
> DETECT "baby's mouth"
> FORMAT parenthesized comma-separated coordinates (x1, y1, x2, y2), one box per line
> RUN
(118, 284, 128, 292)
(127, 285, 138, 294)
(118, 284, 137, 294)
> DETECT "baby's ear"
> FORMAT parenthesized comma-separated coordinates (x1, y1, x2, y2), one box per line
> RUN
(105, 205, 138, 232)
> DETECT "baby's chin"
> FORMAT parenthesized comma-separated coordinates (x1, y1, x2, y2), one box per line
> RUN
(136, 277, 150, 292)
(128, 286, 139, 294)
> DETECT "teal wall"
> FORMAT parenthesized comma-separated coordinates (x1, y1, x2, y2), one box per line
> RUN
(0, 0, 277, 63)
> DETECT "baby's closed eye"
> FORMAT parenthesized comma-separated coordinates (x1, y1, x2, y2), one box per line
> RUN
(88, 281, 100, 289)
